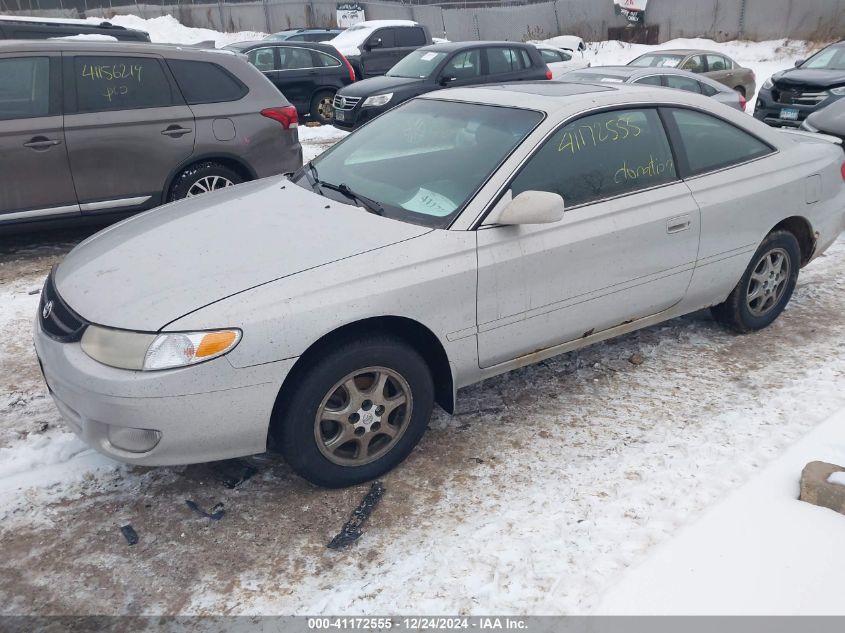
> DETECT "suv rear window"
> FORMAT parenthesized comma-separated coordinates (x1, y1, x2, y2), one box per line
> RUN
(74, 56, 175, 112)
(168, 60, 248, 104)
(396, 27, 426, 47)
(0, 56, 50, 120)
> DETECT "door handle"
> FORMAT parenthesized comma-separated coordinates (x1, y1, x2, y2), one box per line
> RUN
(161, 125, 193, 137)
(667, 215, 692, 234)
(23, 137, 62, 150)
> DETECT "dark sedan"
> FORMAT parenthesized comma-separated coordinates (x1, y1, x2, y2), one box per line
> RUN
(332, 41, 551, 130)
(224, 40, 355, 124)
(755, 41, 845, 128)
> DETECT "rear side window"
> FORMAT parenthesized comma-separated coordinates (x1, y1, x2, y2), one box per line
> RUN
(168, 60, 248, 104)
(667, 108, 772, 175)
(278, 47, 314, 70)
(511, 108, 677, 207)
(396, 27, 426, 47)
(665, 74, 701, 93)
(0, 56, 50, 120)
(486, 47, 528, 74)
(314, 51, 341, 67)
(699, 82, 718, 96)
(74, 56, 175, 112)
(633, 75, 663, 86)
(540, 49, 563, 63)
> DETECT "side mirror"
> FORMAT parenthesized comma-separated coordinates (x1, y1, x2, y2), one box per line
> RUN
(367, 38, 382, 50)
(497, 190, 565, 225)
(438, 74, 457, 86)
(794, 59, 804, 68)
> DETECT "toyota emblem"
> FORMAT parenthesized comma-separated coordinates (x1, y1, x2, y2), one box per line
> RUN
(42, 300, 54, 320)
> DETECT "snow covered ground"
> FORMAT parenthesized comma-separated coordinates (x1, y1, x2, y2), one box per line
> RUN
(0, 15, 843, 617)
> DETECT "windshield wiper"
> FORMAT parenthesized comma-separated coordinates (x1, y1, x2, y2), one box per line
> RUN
(320, 181, 385, 216)
(304, 161, 323, 194)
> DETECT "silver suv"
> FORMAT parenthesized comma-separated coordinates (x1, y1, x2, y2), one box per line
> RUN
(0, 40, 302, 232)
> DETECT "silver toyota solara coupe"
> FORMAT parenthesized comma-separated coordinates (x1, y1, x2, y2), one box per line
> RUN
(35, 82, 845, 487)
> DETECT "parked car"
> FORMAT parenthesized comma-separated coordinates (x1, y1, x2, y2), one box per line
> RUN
(0, 15, 150, 42)
(35, 82, 845, 487)
(332, 41, 551, 130)
(564, 65, 747, 110)
(628, 49, 756, 98)
(263, 28, 343, 43)
(0, 40, 302, 232)
(755, 41, 845, 128)
(800, 97, 845, 141)
(535, 44, 590, 79)
(224, 40, 355, 124)
(329, 19, 432, 79)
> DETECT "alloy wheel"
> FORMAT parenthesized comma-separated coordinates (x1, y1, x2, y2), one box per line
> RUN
(318, 96, 335, 121)
(314, 366, 413, 466)
(186, 175, 234, 197)
(746, 247, 791, 317)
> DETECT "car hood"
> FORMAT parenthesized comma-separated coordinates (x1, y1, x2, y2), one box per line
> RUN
(338, 75, 426, 98)
(773, 68, 845, 88)
(55, 177, 430, 331)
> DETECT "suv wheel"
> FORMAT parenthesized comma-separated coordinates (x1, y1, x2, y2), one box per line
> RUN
(274, 335, 434, 488)
(168, 162, 242, 201)
(711, 230, 800, 332)
(310, 90, 337, 125)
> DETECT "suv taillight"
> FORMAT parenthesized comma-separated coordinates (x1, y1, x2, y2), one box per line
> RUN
(545, 69, 553, 80)
(340, 54, 356, 82)
(261, 106, 298, 129)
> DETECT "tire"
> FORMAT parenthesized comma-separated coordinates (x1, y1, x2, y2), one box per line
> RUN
(310, 90, 337, 125)
(711, 230, 800, 333)
(734, 85, 747, 98)
(167, 161, 242, 202)
(275, 335, 434, 488)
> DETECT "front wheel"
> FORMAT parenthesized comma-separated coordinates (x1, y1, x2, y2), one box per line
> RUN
(711, 230, 800, 332)
(275, 335, 434, 488)
(310, 90, 336, 125)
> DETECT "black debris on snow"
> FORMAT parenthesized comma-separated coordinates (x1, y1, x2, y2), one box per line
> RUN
(327, 482, 385, 550)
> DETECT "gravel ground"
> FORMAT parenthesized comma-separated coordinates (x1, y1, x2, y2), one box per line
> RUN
(0, 128, 843, 616)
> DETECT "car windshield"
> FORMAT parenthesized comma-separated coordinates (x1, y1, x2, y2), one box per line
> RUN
(802, 46, 845, 70)
(387, 50, 448, 78)
(295, 99, 543, 228)
(263, 33, 289, 41)
(629, 53, 685, 68)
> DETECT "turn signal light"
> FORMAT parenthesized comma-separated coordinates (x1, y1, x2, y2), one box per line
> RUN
(196, 331, 239, 358)
(261, 106, 298, 129)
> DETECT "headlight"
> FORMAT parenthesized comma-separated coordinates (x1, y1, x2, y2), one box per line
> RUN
(81, 326, 241, 371)
(762, 78, 773, 90)
(830, 86, 845, 95)
(362, 93, 393, 107)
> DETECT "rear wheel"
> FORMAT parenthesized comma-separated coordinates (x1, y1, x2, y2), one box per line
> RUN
(275, 335, 434, 488)
(168, 161, 242, 201)
(310, 90, 337, 125)
(711, 231, 800, 332)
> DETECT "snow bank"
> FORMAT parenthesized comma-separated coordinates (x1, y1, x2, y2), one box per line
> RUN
(597, 406, 845, 615)
(84, 14, 264, 47)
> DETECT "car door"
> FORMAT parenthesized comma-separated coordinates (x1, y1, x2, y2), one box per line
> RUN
(62, 53, 195, 214)
(704, 54, 734, 88)
(362, 28, 397, 77)
(0, 52, 79, 224)
(272, 45, 320, 111)
(475, 107, 701, 368)
(437, 49, 482, 87)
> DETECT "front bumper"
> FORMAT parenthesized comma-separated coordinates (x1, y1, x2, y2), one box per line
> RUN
(332, 103, 390, 130)
(34, 318, 295, 466)
(754, 89, 841, 127)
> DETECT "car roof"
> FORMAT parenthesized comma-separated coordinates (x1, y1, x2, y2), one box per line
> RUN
(0, 39, 239, 57)
(272, 28, 340, 34)
(418, 40, 535, 53)
(636, 48, 727, 56)
(570, 65, 731, 90)
(225, 39, 339, 53)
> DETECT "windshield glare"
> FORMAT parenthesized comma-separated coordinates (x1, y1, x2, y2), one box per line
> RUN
(630, 54, 684, 68)
(802, 46, 845, 70)
(298, 99, 543, 228)
(387, 50, 448, 78)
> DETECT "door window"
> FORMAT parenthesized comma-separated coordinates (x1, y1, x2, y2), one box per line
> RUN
(540, 49, 562, 63)
(74, 56, 175, 112)
(633, 75, 663, 86)
(667, 108, 772, 175)
(665, 74, 702, 93)
(0, 56, 50, 120)
(396, 27, 426, 47)
(681, 55, 705, 73)
(248, 47, 276, 72)
(705, 55, 731, 71)
(698, 82, 718, 96)
(511, 108, 677, 207)
(442, 49, 481, 80)
(279, 47, 315, 70)
(369, 29, 396, 49)
(168, 60, 248, 104)
(485, 47, 528, 74)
